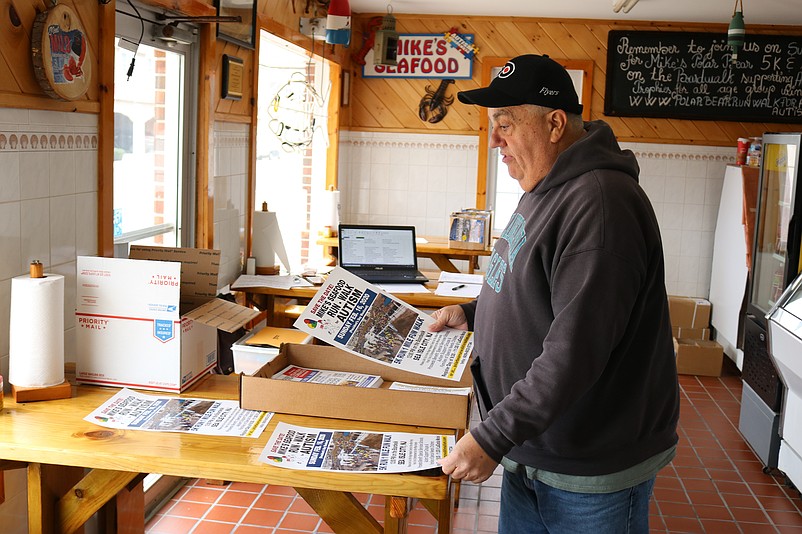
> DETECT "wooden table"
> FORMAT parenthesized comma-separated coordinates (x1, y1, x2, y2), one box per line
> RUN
(0, 375, 457, 533)
(246, 272, 475, 327)
(317, 235, 491, 274)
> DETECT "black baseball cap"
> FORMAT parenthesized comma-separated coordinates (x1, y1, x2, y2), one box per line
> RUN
(458, 54, 583, 115)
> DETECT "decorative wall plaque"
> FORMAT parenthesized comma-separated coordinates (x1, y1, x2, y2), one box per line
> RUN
(222, 54, 244, 101)
(31, 4, 92, 101)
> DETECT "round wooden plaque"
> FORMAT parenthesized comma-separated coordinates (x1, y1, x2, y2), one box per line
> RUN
(31, 4, 92, 101)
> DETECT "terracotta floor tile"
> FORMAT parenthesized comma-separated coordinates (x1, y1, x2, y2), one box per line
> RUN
(699, 518, 745, 533)
(147, 515, 198, 533)
(253, 494, 294, 511)
(218, 491, 259, 508)
(233, 526, 275, 533)
(163, 500, 212, 519)
(194, 520, 238, 534)
(240, 508, 284, 526)
(205, 504, 248, 524)
(278, 512, 321, 531)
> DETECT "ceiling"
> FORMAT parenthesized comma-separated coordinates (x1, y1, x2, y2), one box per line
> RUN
(347, 0, 802, 27)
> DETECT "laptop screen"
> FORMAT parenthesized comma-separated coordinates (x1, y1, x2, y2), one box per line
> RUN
(338, 225, 418, 269)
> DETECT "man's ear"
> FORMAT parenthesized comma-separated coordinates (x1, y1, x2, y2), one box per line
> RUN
(547, 109, 568, 143)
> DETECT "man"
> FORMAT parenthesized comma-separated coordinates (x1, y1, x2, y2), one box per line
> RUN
(431, 54, 679, 533)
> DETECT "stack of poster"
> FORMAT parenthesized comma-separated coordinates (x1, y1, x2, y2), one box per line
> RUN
(272, 364, 383, 388)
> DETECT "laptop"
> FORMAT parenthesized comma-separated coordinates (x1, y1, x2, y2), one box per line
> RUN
(338, 224, 429, 283)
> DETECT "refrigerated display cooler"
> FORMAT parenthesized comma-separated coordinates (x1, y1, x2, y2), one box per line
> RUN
(767, 271, 802, 490)
(740, 132, 802, 468)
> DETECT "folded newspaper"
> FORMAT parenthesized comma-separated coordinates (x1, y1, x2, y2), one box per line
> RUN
(272, 364, 383, 388)
(293, 267, 473, 381)
(259, 422, 454, 473)
(84, 388, 272, 438)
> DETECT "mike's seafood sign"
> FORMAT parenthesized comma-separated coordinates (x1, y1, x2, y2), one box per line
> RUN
(362, 31, 476, 79)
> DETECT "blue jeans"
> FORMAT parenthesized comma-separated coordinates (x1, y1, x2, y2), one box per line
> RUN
(499, 468, 655, 533)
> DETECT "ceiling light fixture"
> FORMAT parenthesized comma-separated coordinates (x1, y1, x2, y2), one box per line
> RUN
(728, 0, 746, 63)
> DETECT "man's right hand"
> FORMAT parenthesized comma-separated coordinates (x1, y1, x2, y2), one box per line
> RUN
(429, 305, 469, 331)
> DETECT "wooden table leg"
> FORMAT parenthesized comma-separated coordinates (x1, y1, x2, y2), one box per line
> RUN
(294, 487, 382, 533)
(27, 463, 84, 534)
(428, 255, 460, 273)
(385, 495, 412, 533)
(421, 480, 455, 534)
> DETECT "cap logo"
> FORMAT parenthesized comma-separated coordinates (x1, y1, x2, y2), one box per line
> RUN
(497, 62, 515, 79)
(540, 87, 559, 96)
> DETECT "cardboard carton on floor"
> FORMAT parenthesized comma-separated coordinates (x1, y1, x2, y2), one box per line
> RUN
(240, 343, 473, 430)
(75, 247, 259, 392)
(671, 326, 711, 340)
(668, 296, 712, 329)
(674, 338, 723, 377)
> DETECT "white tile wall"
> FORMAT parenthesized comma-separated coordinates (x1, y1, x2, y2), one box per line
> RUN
(0, 108, 98, 533)
(340, 131, 733, 298)
(212, 122, 249, 289)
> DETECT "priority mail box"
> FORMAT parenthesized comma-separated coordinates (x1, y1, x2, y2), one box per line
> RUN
(76, 248, 258, 392)
(240, 343, 473, 430)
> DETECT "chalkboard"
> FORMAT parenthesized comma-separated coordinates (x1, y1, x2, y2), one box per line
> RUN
(605, 30, 802, 123)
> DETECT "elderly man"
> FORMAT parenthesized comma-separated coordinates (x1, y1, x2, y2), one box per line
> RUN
(431, 54, 679, 533)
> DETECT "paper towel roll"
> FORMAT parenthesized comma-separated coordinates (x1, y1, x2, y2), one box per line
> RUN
(252, 210, 290, 272)
(9, 273, 65, 387)
(320, 189, 341, 230)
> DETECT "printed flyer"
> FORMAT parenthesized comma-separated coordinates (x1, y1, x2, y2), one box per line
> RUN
(294, 267, 473, 381)
(85, 388, 271, 438)
(259, 422, 454, 473)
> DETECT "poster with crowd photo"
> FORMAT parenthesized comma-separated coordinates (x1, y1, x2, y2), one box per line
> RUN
(293, 267, 472, 381)
(85, 388, 272, 438)
(259, 422, 454, 473)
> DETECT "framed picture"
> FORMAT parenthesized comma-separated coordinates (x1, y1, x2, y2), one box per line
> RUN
(216, 0, 257, 49)
(221, 55, 244, 100)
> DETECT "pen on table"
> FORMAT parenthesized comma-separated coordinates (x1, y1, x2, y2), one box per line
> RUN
(451, 284, 466, 291)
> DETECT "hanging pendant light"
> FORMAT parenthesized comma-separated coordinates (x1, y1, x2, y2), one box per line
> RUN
(728, 0, 745, 63)
(326, 0, 351, 46)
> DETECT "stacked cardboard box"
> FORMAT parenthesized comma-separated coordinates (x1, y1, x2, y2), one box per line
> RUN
(668, 296, 723, 376)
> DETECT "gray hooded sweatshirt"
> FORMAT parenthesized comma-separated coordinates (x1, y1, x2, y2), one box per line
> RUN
(462, 120, 679, 477)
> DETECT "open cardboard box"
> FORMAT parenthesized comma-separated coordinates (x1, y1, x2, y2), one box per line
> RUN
(240, 343, 473, 430)
(76, 247, 259, 392)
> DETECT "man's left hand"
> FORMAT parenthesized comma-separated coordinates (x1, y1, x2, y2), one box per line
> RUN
(437, 432, 498, 483)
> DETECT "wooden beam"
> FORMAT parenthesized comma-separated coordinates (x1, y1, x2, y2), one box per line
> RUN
(58, 470, 140, 534)
(294, 487, 383, 533)
(195, 24, 215, 248)
(97, 0, 116, 257)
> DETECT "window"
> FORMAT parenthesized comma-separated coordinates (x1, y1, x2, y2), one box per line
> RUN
(255, 31, 333, 272)
(113, 1, 198, 256)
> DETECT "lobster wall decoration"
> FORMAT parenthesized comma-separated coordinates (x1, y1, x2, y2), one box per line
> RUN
(418, 79, 455, 123)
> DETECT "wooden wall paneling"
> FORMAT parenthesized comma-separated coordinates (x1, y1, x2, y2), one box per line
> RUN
(326, 61, 341, 190)
(0, 0, 36, 93)
(196, 23, 215, 249)
(97, 0, 115, 257)
(71, 0, 100, 102)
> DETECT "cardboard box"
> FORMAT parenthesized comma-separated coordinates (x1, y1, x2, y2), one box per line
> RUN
(674, 338, 723, 377)
(76, 248, 259, 392)
(240, 343, 473, 430)
(231, 327, 311, 375)
(668, 296, 712, 329)
(671, 326, 711, 340)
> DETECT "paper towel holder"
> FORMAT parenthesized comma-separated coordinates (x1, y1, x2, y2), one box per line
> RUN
(10, 260, 72, 403)
(254, 203, 281, 275)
